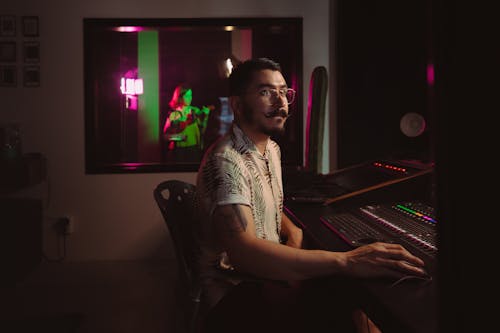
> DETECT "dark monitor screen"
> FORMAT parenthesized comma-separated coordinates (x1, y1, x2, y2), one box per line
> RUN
(83, 17, 303, 174)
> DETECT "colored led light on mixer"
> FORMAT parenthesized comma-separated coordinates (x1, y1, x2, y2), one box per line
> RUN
(373, 162, 407, 173)
(396, 204, 437, 224)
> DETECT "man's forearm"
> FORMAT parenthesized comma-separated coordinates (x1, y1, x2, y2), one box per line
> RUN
(214, 205, 343, 281)
(214, 204, 427, 282)
(226, 236, 346, 281)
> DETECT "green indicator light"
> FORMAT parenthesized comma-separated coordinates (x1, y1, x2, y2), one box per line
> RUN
(396, 204, 437, 224)
(396, 204, 418, 215)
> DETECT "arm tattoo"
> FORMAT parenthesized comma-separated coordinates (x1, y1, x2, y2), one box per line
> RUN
(230, 204, 248, 231)
(215, 204, 248, 235)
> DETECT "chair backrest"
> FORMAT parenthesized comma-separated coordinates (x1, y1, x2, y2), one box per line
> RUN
(154, 180, 204, 333)
(153, 180, 199, 293)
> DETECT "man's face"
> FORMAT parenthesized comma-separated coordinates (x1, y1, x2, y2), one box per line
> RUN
(239, 69, 289, 137)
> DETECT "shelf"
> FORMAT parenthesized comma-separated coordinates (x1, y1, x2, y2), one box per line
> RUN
(0, 153, 46, 194)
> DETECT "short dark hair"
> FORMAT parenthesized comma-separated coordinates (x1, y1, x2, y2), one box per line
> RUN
(228, 57, 282, 96)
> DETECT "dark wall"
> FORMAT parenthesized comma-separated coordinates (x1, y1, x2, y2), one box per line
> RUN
(432, 1, 497, 332)
(335, 0, 432, 168)
(252, 21, 303, 168)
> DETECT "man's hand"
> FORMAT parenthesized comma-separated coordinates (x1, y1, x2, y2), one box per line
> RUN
(342, 242, 428, 279)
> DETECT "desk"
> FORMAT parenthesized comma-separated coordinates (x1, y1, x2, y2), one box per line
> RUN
(284, 201, 438, 333)
(1, 153, 46, 284)
(1, 198, 43, 284)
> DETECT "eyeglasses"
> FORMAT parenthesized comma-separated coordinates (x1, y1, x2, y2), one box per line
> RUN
(255, 88, 296, 105)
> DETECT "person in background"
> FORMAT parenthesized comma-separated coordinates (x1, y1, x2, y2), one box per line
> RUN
(163, 83, 212, 150)
(195, 58, 428, 333)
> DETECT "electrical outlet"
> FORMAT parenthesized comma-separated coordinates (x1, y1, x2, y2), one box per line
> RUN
(58, 216, 75, 235)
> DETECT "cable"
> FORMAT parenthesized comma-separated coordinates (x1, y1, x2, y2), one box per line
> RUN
(44, 165, 51, 210)
(390, 275, 433, 288)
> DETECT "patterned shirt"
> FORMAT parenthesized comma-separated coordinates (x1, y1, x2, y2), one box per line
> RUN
(195, 123, 284, 308)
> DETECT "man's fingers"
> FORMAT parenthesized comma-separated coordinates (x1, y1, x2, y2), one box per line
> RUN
(374, 242, 425, 267)
(377, 257, 428, 277)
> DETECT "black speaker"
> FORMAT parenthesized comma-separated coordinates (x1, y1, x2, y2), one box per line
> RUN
(305, 66, 328, 174)
(336, 0, 432, 168)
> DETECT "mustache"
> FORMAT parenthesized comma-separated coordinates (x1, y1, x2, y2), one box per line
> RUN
(264, 109, 289, 118)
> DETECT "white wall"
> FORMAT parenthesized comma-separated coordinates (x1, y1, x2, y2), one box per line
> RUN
(1, 0, 331, 261)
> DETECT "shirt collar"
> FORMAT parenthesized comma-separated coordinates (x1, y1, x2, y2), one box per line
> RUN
(231, 123, 269, 158)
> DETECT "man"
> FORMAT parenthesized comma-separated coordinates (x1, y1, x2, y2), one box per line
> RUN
(195, 58, 427, 332)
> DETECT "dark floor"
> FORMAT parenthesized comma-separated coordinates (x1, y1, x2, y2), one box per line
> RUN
(0, 260, 182, 333)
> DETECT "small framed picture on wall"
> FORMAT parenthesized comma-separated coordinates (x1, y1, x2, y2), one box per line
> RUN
(0, 65, 17, 87)
(22, 16, 39, 37)
(0, 41, 16, 62)
(0, 15, 16, 37)
(23, 65, 40, 87)
(23, 41, 40, 63)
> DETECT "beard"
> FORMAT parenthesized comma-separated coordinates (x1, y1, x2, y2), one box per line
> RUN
(259, 122, 286, 137)
(240, 101, 287, 137)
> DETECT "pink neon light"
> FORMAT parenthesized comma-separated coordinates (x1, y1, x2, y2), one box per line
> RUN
(305, 78, 313, 170)
(120, 78, 143, 95)
(134, 79, 143, 94)
(120, 78, 126, 94)
(427, 63, 435, 86)
(120, 162, 142, 170)
(126, 95, 138, 110)
(114, 26, 145, 33)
